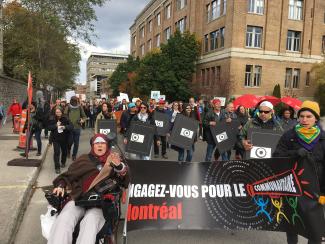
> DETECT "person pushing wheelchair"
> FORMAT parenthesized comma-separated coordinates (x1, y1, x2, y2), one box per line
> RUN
(48, 133, 130, 244)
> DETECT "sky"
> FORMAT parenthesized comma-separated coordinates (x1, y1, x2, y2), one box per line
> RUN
(76, 0, 150, 85)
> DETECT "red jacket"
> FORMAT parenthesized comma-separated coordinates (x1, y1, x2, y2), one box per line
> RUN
(7, 103, 22, 116)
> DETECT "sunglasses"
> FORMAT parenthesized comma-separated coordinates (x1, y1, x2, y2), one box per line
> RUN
(259, 110, 271, 114)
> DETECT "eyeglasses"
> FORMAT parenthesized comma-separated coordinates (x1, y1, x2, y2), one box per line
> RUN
(259, 110, 271, 114)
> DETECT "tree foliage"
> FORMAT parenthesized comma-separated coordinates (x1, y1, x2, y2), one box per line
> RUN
(3, 2, 80, 91)
(312, 62, 325, 116)
(109, 31, 200, 100)
(272, 84, 281, 98)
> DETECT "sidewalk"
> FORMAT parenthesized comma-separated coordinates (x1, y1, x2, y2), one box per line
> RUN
(0, 122, 49, 244)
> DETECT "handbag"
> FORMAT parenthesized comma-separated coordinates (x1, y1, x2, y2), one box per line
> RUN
(40, 205, 58, 240)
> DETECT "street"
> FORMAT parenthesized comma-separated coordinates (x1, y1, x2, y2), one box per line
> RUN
(13, 128, 309, 244)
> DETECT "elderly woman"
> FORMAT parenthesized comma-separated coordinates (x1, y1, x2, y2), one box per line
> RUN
(273, 101, 325, 244)
(48, 134, 129, 244)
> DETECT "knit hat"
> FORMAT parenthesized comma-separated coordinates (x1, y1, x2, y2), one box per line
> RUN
(298, 101, 320, 120)
(259, 101, 273, 110)
(128, 102, 136, 108)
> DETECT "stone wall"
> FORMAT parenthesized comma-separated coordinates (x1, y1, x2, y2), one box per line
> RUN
(0, 74, 27, 114)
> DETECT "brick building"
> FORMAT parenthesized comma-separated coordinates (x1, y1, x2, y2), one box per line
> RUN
(130, 0, 325, 100)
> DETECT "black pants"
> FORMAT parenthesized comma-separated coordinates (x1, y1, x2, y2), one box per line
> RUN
(154, 135, 167, 156)
(286, 231, 321, 244)
(53, 140, 67, 169)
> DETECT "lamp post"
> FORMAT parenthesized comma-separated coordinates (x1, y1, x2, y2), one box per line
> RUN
(0, 0, 4, 75)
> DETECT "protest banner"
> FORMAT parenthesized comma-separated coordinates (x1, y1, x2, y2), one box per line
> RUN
(126, 158, 325, 242)
(153, 112, 170, 136)
(97, 120, 117, 142)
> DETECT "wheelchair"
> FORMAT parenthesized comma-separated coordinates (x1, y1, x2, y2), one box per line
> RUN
(44, 186, 124, 244)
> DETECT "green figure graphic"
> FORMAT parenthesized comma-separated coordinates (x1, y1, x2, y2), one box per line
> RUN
(286, 197, 305, 229)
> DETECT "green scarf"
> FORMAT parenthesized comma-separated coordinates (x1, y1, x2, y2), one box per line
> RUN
(295, 124, 320, 144)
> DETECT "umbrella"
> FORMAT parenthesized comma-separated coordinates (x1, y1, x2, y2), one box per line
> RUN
(281, 97, 302, 110)
(258, 95, 281, 106)
(233, 94, 260, 109)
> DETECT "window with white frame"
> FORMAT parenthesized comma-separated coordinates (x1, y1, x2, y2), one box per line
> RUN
(166, 4, 171, 19)
(246, 26, 263, 48)
(223, 0, 227, 14)
(248, 0, 264, 14)
(210, 30, 218, 50)
(156, 34, 161, 47)
(148, 39, 152, 50)
(140, 26, 145, 38)
(245, 65, 262, 87)
(176, 17, 186, 33)
(292, 68, 300, 88)
(165, 27, 171, 41)
(288, 0, 303, 20)
(286, 30, 301, 51)
(157, 13, 161, 26)
(148, 20, 153, 32)
(176, 0, 187, 10)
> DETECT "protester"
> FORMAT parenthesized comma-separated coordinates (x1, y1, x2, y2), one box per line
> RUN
(65, 96, 86, 161)
(176, 103, 198, 162)
(240, 101, 283, 152)
(124, 102, 153, 160)
(235, 105, 249, 159)
(120, 102, 138, 136)
(7, 98, 22, 128)
(42, 99, 51, 139)
(51, 99, 62, 115)
(118, 99, 128, 111)
(48, 134, 129, 244)
(135, 99, 142, 112)
(60, 99, 67, 114)
(0, 102, 5, 127)
(22, 101, 43, 156)
(48, 108, 73, 174)
(170, 101, 181, 129)
(279, 107, 296, 131)
(149, 98, 156, 113)
(273, 101, 325, 244)
(220, 102, 238, 160)
(94, 102, 116, 133)
(83, 102, 91, 128)
(153, 99, 169, 159)
(203, 99, 223, 161)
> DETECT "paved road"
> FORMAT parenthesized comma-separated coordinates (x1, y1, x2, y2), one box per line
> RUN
(14, 128, 309, 244)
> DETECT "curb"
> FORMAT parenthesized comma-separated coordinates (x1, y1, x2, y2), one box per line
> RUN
(8, 143, 50, 244)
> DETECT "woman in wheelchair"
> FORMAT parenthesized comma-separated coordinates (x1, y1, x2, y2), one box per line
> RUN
(48, 134, 129, 244)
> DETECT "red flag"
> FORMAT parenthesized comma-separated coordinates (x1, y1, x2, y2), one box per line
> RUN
(27, 71, 33, 106)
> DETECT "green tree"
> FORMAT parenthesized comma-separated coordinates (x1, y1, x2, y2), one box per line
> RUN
(3, 2, 80, 90)
(312, 62, 325, 115)
(272, 84, 281, 98)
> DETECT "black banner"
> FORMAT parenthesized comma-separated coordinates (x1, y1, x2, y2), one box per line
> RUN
(127, 158, 325, 241)
(210, 120, 240, 153)
(153, 112, 170, 136)
(97, 120, 117, 141)
(246, 129, 283, 159)
(168, 114, 199, 150)
(125, 122, 155, 156)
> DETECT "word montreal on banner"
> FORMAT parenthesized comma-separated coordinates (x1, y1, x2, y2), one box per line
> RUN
(126, 158, 325, 242)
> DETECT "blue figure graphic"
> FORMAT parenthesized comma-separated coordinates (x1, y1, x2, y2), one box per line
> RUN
(253, 196, 273, 223)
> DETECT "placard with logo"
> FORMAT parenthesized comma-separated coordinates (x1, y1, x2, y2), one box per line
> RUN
(168, 114, 199, 150)
(210, 120, 241, 153)
(246, 128, 283, 159)
(125, 122, 155, 156)
(153, 111, 170, 136)
(97, 119, 117, 142)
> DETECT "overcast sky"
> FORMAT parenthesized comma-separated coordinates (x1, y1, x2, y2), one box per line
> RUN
(76, 0, 150, 84)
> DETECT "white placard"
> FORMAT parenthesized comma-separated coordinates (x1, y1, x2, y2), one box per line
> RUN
(214, 97, 226, 106)
(151, 91, 160, 101)
(119, 93, 129, 102)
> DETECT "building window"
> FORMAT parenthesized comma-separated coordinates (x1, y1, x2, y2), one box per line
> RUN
(246, 26, 262, 48)
(322, 36, 325, 53)
(292, 69, 300, 88)
(165, 4, 171, 19)
(206, 68, 210, 86)
(204, 34, 209, 52)
(157, 13, 161, 26)
(245, 65, 262, 87)
(148, 20, 153, 32)
(223, 0, 227, 14)
(176, 0, 187, 10)
(211, 67, 216, 86)
(285, 68, 292, 88)
(148, 39, 152, 50)
(286, 30, 301, 51)
(201, 69, 206, 86)
(216, 66, 221, 84)
(156, 34, 161, 47)
(176, 17, 186, 33)
(220, 27, 225, 47)
(210, 30, 218, 50)
(133, 35, 137, 45)
(306, 71, 310, 86)
(248, 0, 264, 14)
(140, 44, 145, 56)
(285, 68, 300, 88)
(165, 27, 171, 41)
(140, 26, 145, 38)
(288, 0, 303, 20)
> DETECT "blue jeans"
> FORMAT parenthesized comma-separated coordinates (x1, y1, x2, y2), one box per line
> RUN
(69, 129, 81, 157)
(221, 150, 231, 161)
(205, 143, 216, 162)
(27, 129, 42, 153)
(178, 145, 194, 162)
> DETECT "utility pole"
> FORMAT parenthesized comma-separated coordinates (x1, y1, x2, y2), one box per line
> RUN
(0, 0, 3, 75)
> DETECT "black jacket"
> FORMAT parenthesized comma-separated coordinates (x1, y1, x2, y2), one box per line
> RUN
(48, 116, 74, 142)
(273, 128, 325, 194)
(202, 109, 222, 145)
